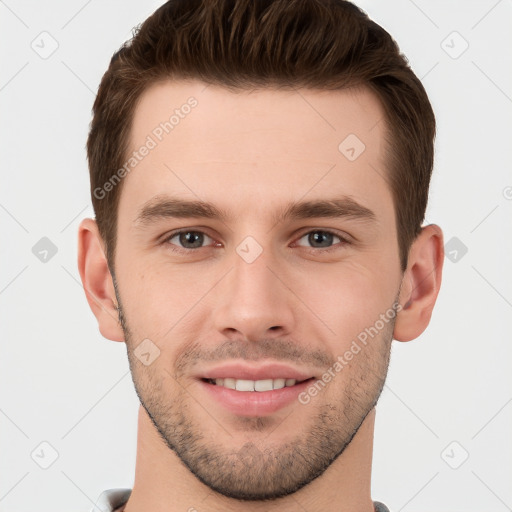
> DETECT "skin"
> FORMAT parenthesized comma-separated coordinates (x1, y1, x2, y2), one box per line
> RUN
(78, 80, 444, 512)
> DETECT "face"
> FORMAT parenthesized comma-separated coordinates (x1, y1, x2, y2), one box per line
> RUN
(113, 80, 403, 500)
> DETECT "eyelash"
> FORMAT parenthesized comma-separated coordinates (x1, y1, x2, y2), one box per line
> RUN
(161, 229, 351, 255)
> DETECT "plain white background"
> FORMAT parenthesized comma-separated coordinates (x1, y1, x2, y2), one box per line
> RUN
(1, 1, 511, 511)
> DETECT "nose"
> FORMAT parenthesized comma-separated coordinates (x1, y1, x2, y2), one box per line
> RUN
(212, 242, 297, 343)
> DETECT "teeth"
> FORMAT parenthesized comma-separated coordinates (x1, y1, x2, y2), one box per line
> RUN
(211, 377, 299, 391)
(236, 379, 255, 392)
(273, 378, 285, 390)
(255, 379, 273, 391)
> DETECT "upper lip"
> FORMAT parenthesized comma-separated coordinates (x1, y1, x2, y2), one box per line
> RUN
(196, 362, 315, 382)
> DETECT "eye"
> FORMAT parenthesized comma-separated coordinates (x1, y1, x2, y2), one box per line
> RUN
(164, 230, 216, 253)
(162, 228, 350, 255)
(294, 230, 349, 252)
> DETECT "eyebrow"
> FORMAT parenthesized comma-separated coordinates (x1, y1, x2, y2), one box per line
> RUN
(133, 194, 376, 228)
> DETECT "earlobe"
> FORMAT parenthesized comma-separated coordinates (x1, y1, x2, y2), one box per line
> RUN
(77, 218, 125, 342)
(393, 224, 444, 342)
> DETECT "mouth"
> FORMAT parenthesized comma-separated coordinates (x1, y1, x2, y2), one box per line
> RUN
(194, 361, 319, 416)
(198, 376, 317, 417)
(200, 377, 315, 392)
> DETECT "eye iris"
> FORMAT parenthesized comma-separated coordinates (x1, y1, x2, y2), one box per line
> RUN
(180, 231, 204, 248)
(309, 231, 334, 248)
(173, 231, 337, 250)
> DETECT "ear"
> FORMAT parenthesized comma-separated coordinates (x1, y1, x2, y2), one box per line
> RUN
(77, 218, 125, 342)
(394, 224, 444, 342)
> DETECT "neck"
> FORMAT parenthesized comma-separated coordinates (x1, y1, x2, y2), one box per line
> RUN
(124, 405, 376, 512)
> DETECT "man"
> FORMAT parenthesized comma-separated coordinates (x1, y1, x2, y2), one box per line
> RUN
(78, 0, 444, 510)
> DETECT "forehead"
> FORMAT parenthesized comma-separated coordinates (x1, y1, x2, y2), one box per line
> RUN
(130, 79, 386, 158)
(120, 79, 391, 223)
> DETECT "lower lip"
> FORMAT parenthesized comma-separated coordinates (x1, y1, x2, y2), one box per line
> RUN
(198, 378, 314, 417)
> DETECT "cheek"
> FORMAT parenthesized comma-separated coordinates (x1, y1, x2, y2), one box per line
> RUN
(120, 260, 215, 338)
(295, 261, 397, 342)
(119, 243, 400, 347)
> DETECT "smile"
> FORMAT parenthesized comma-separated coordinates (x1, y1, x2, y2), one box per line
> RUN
(203, 377, 312, 392)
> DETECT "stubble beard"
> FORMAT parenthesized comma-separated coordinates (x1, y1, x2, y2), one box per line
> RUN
(113, 277, 394, 501)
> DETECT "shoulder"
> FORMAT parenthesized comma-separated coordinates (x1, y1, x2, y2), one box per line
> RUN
(90, 488, 132, 512)
(373, 501, 392, 512)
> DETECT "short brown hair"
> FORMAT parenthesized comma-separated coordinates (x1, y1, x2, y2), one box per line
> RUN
(87, 0, 435, 272)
